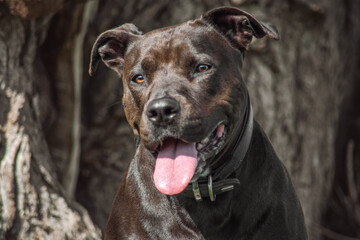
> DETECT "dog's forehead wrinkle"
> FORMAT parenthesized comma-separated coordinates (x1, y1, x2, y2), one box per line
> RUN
(128, 26, 227, 73)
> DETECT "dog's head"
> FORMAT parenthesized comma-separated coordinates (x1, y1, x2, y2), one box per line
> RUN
(90, 7, 279, 195)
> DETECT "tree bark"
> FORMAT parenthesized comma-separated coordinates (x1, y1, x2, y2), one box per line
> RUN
(0, 2, 100, 239)
(321, 0, 360, 238)
(242, 1, 345, 238)
(0, 0, 359, 239)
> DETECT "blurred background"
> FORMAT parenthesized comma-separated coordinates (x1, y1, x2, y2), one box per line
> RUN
(0, 0, 359, 239)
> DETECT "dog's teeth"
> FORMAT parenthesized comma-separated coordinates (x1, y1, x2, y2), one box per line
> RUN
(216, 124, 225, 138)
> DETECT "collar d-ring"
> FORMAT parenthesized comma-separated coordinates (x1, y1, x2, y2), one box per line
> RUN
(208, 175, 216, 201)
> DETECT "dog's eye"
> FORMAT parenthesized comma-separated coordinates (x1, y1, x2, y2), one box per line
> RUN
(132, 75, 145, 84)
(196, 64, 211, 72)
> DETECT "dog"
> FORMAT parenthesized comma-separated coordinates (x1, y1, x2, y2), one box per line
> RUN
(89, 7, 307, 240)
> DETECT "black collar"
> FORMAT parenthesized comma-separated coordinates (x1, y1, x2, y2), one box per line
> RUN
(180, 99, 253, 201)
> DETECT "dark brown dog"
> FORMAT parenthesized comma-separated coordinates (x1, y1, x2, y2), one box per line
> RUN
(89, 7, 307, 240)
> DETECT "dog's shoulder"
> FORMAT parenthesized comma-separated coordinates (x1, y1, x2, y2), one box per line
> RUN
(236, 120, 307, 239)
(244, 120, 295, 192)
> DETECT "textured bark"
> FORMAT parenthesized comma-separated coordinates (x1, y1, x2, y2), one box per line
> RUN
(241, 2, 345, 239)
(0, 0, 359, 239)
(321, 0, 360, 238)
(3, 0, 64, 19)
(40, 0, 99, 198)
(0, 3, 100, 240)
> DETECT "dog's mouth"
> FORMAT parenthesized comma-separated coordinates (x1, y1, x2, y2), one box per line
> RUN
(152, 123, 226, 195)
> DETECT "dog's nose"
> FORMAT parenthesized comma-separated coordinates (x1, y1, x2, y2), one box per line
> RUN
(146, 97, 180, 125)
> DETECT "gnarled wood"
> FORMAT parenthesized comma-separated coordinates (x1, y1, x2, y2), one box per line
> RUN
(0, 6, 100, 240)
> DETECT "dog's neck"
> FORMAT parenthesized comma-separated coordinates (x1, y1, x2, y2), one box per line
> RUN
(181, 96, 254, 201)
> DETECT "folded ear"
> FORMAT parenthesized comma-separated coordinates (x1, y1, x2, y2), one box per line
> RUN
(202, 7, 279, 52)
(89, 23, 142, 76)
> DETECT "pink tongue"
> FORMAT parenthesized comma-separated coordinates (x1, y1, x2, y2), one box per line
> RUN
(153, 139, 197, 195)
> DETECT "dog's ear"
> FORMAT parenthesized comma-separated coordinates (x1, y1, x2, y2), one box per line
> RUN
(89, 23, 142, 76)
(202, 7, 279, 52)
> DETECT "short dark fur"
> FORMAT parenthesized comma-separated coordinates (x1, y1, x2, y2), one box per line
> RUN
(90, 7, 307, 240)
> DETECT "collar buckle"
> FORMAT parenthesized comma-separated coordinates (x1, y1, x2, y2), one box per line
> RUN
(192, 175, 217, 202)
(186, 176, 240, 201)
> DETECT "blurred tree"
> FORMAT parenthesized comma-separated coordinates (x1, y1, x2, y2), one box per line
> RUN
(0, 1, 101, 239)
(0, 0, 359, 239)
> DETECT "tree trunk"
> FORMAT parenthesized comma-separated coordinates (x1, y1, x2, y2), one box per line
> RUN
(242, 1, 345, 238)
(321, 0, 360, 238)
(0, 1, 101, 239)
(0, 0, 359, 239)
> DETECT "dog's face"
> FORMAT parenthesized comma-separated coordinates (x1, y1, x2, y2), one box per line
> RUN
(123, 22, 245, 152)
(90, 7, 279, 195)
